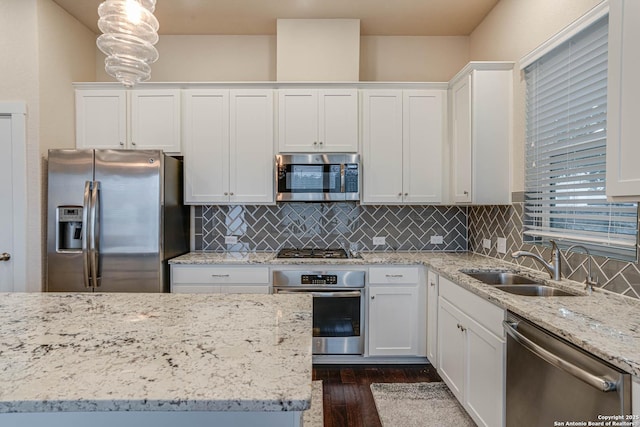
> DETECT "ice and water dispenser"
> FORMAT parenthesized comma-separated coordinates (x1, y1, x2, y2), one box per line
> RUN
(56, 207, 83, 251)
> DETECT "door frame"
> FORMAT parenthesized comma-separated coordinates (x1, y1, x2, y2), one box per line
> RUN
(0, 102, 27, 291)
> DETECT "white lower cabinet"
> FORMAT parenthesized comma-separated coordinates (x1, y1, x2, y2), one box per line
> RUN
(367, 267, 426, 357)
(437, 277, 505, 427)
(426, 270, 439, 368)
(170, 265, 270, 294)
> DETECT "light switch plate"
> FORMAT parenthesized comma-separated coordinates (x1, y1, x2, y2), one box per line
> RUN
(497, 237, 507, 254)
(225, 236, 238, 244)
(373, 236, 386, 245)
(430, 235, 444, 244)
(483, 239, 491, 250)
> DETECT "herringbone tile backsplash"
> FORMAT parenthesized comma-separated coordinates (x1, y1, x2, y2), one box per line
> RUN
(192, 198, 639, 300)
(469, 201, 640, 299)
(194, 203, 468, 253)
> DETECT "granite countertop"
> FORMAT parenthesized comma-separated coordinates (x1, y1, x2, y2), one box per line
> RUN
(170, 251, 640, 376)
(0, 292, 312, 413)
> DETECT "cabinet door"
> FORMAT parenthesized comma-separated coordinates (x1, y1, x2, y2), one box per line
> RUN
(278, 90, 318, 152)
(361, 90, 403, 204)
(426, 270, 439, 367)
(318, 89, 358, 152)
(368, 285, 418, 356)
(130, 89, 181, 152)
(183, 90, 230, 204)
(465, 320, 505, 427)
(403, 90, 445, 204)
(75, 89, 126, 149)
(606, 0, 640, 199)
(230, 90, 274, 204)
(437, 297, 465, 402)
(450, 75, 472, 203)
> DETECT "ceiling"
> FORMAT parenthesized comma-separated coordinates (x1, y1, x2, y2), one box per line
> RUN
(51, 0, 500, 36)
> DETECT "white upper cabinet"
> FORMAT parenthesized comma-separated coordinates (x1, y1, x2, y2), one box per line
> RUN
(75, 90, 126, 150)
(449, 63, 513, 205)
(606, 0, 640, 200)
(130, 90, 181, 152)
(362, 89, 446, 204)
(183, 89, 274, 205)
(278, 89, 358, 152)
(76, 88, 181, 153)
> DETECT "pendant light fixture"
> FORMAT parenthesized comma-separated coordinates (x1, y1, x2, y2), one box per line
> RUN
(96, 0, 160, 87)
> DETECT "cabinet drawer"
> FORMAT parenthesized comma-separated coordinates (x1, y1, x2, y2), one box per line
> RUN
(171, 284, 220, 294)
(439, 277, 504, 337)
(172, 265, 270, 284)
(369, 267, 420, 284)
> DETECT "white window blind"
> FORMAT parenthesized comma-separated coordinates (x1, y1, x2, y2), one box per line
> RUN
(524, 15, 638, 261)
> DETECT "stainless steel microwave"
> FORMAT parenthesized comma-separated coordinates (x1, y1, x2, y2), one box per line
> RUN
(276, 154, 360, 202)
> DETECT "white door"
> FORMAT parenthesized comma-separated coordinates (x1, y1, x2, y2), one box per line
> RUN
(75, 89, 127, 149)
(0, 103, 27, 292)
(318, 89, 358, 152)
(451, 75, 472, 203)
(277, 90, 318, 152)
(368, 285, 418, 356)
(130, 89, 182, 153)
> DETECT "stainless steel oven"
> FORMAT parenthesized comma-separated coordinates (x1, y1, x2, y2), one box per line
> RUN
(276, 154, 360, 202)
(273, 269, 365, 355)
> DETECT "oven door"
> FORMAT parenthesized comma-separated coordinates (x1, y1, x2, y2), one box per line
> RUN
(275, 288, 364, 355)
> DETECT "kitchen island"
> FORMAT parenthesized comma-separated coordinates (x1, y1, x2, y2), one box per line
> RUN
(0, 292, 312, 426)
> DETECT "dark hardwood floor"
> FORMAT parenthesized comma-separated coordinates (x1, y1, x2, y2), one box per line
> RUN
(312, 364, 441, 427)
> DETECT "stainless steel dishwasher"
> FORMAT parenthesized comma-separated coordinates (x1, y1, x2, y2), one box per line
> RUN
(503, 312, 631, 426)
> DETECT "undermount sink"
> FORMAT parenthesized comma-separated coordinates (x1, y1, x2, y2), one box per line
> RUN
(462, 271, 581, 297)
(463, 271, 537, 285)
(493, 284, 579, 297)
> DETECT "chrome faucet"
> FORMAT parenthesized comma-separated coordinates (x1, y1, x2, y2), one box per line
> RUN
(566, 244, 598, 294)
(512, 240, 562, 280)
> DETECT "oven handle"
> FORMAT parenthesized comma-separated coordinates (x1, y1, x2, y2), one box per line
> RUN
(276, 290, 361, 298)
(503, 320, 617, 392)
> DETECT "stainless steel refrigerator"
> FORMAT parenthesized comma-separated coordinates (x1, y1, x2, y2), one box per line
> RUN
(46, 149, 189, 292)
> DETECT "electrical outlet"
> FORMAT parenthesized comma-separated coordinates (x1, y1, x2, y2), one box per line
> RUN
(373, 236, 386, 246)
(483, 239, 491, 250)
(497, 237, 507, 254)
(224, 236, 238, 244)
(430, 235, 444, 244)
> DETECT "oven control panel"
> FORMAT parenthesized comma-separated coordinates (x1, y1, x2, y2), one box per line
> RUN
(301, 274, 338, 285)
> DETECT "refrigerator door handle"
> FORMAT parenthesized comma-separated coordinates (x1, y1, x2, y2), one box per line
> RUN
(82, 181, 92, 289)
(89, 181, 101, 288)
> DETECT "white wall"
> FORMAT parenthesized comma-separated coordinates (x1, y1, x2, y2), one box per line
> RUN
(96, 35, 469, 83)
(38, 0, 96, 154)
(360, 36, 469, 82)
(469, 0, 605, 192)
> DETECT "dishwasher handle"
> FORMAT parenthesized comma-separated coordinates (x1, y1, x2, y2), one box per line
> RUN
(503, 320, 617, 392)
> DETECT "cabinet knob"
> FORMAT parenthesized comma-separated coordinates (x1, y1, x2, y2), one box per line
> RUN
(319, 141, 323, 146)
(404, 193, 408, 196)
(224, 192, 228, 196)
(119, 141, 125, 146)
(398, 193, 402, 197)
(430, 282, 436, 287)
(463, 190, 469, 195)
(371, 295, 375, 300)
(229, 192, 234, 196)
(313, 141, 318, 146)
(132, 141, 136, 146)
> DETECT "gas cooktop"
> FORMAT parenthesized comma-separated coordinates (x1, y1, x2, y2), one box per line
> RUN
(276, 248, 349, 259)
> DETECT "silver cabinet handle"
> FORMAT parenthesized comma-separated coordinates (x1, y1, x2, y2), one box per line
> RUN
(503, 320, 617, 392)
(430, 282, 436, 287)
(211, 274, 230, 278)
(463, 190, 469, 195)
(0, 253, 10, 261)
(385, 274, 404, 278)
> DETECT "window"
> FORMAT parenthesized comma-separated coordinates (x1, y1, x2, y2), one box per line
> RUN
(523, 14, 638, 261)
